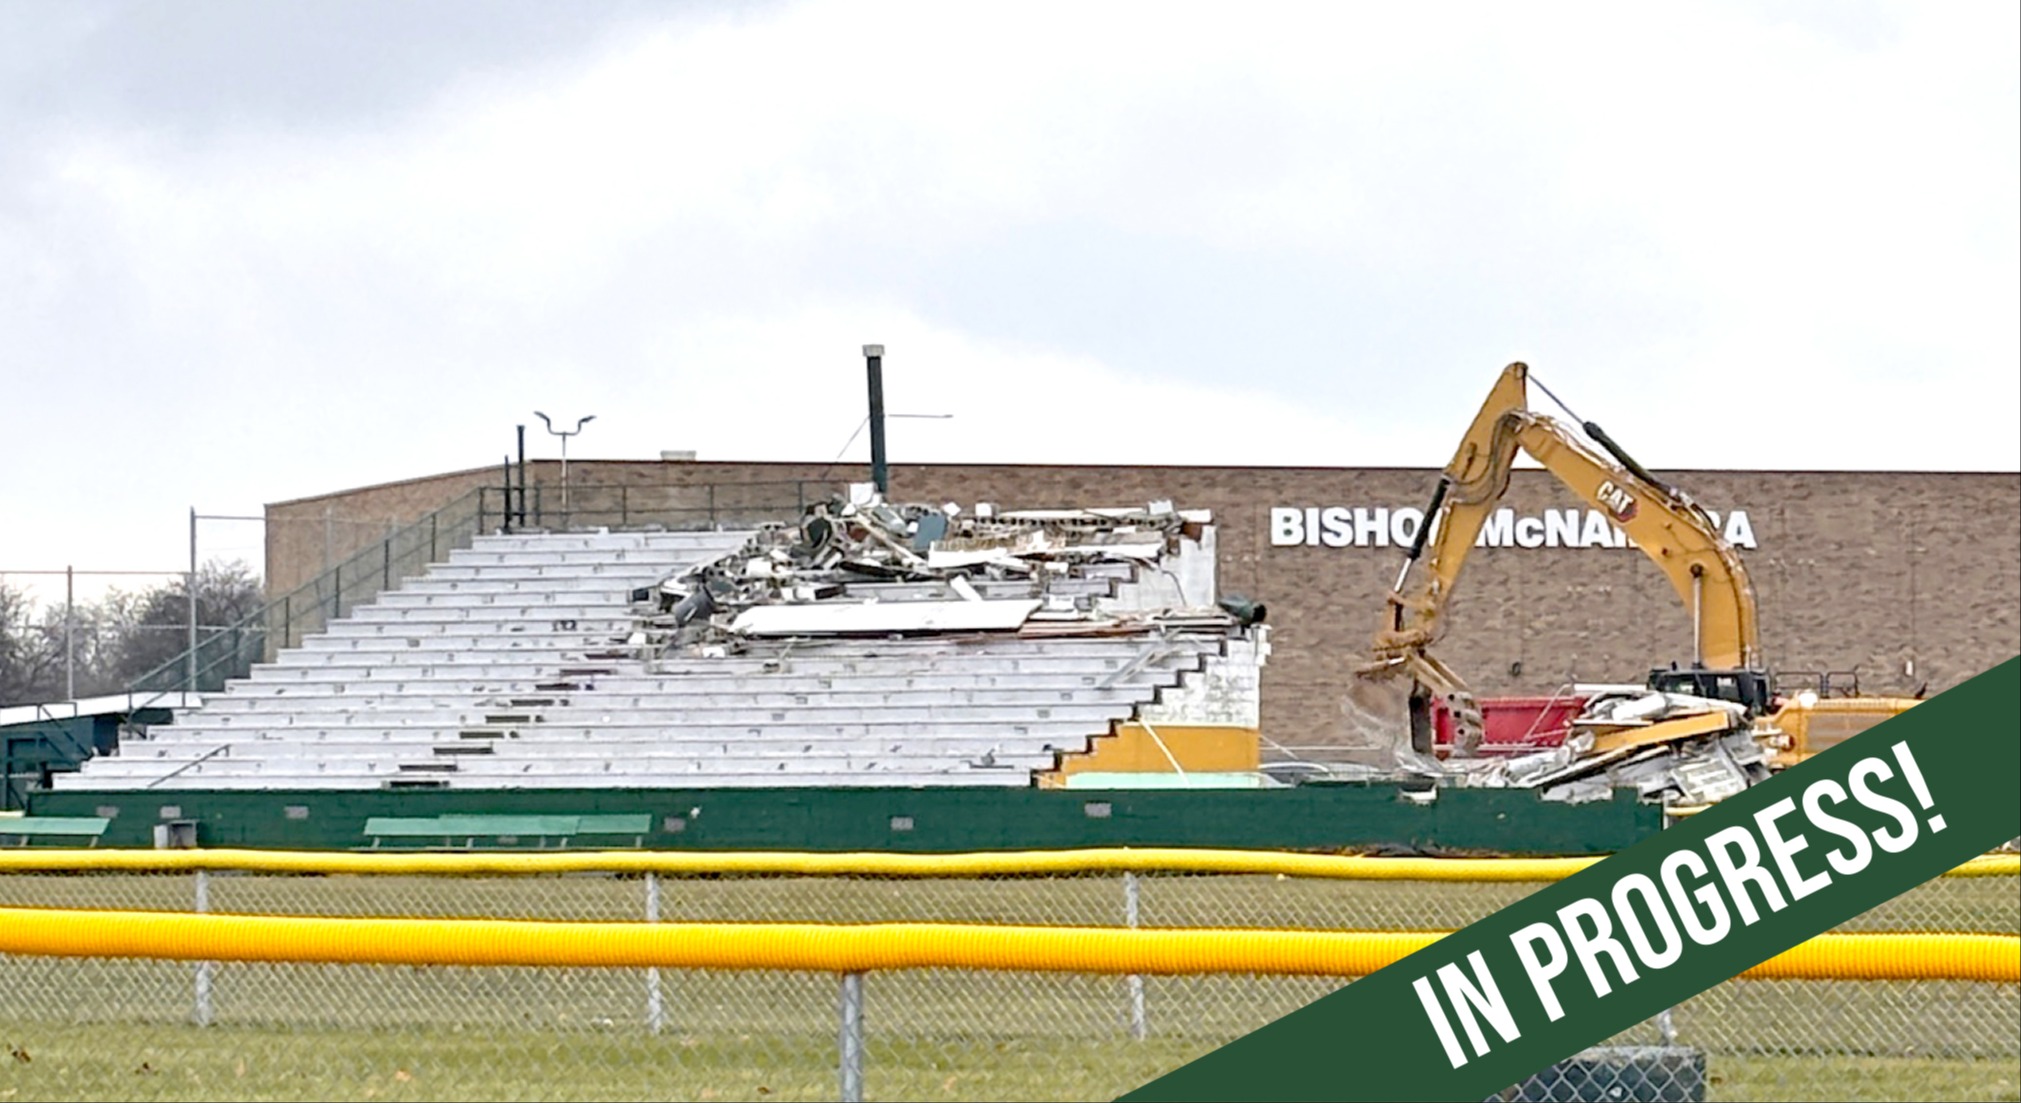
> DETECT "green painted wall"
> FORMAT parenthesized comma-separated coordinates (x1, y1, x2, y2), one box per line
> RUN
(29, 783, 1659, 855)
(4, 710, 170, 812)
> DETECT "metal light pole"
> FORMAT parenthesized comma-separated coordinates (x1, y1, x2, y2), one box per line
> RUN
(534, 411, 595, 525)
(516, 424, 528, 528)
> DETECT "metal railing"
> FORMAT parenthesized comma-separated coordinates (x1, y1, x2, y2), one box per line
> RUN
(481, 478, 849, 536)
(115, 478, 849, 713)
(0, 848, 2011, 1102)
(119, 487, 492, 705)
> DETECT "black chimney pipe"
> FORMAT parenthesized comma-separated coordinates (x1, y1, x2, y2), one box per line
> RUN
(863, 343, 888, 496)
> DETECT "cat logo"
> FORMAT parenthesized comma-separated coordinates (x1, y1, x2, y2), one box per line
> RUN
(1596, 480, 1638, 523)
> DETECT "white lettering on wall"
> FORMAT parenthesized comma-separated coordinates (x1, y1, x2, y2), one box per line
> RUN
(1580, 510, 1615, 548)
(1320, 506, 1353, 548)
(1544, 509, 1579, 548)
(1392, 508, 1425, 546)
(1354, 507, 1390, 547)
(1272, 506, 1759, 550)
(1271, 507, 1303, 546)
(1477, 509, 1515, 548)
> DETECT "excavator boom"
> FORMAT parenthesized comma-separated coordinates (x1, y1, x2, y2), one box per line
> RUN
(1363, 362, 1764, 756)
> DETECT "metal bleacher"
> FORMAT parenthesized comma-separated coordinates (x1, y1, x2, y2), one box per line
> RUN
(52, 530, 1222, 792)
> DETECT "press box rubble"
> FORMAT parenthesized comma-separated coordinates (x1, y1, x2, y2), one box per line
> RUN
(1438, 686, 1778, 806)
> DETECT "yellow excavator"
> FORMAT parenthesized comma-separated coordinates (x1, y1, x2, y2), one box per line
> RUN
(1359, 361, 1916, 768)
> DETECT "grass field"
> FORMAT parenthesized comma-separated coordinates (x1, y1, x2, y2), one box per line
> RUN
(1, 871, 2015, 1101)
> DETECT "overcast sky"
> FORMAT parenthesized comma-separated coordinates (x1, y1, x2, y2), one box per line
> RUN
(4, 0, 2016, 597)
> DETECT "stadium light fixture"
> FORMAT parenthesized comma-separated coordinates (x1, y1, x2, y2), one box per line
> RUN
(534, 412, 596, 523)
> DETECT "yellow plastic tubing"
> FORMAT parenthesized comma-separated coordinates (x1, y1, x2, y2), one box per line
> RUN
(0, 847, 2012, 880)
(0, 909, 2011, 983)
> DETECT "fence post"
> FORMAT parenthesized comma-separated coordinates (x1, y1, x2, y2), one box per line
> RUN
(430, 514, 438, 564)
(64, 565, 74, 700)
(382, 537, 392, 590)
(838, 972, 865, 1103)
(1654, 810, 1681, 1045)
(193, 870, 214, 1027)
(502, 458, 515, 534)
(332, 564, 342, 621)
(645, 871, 665, 1034)
(282, 595, 292, 652)
(621, 485, 630, 527)
(1124, 872, 1147, 1040)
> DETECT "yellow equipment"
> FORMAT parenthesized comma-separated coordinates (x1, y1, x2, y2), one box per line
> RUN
(1361, 361, 1912, 763)
(1761, 691, 1923, 768)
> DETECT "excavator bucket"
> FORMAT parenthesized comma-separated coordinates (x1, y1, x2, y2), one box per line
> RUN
(1342, 663, 1423, 772)
(1349, 651, 1482, 774)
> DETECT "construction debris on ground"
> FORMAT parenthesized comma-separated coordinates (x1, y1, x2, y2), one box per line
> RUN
(1272, 686, 1780, 808)
(1436, 687, 1776, 807)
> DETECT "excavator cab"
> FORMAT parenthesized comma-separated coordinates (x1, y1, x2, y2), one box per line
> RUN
(1645, 666, 1775, 718)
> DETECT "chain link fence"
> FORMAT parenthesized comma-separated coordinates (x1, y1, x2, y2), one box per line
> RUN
(115, 477, 850, 703)
(0, 853, 2013, 1102)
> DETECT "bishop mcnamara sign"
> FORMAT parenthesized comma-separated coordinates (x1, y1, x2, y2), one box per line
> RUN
(1269, 506, 1759, 551)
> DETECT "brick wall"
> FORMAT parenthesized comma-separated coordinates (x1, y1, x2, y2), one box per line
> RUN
(265, 469, 499, 597)
(267, 461, 2021, 749)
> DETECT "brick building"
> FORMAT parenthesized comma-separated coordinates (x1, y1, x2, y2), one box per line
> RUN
(266, 460, 2021, 750)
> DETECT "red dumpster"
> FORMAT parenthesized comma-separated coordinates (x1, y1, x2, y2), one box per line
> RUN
(1433, 695, 1588, 757)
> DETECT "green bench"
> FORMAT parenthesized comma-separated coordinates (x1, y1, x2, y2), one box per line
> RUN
(362, 813, 653, 850)
(0, 816, 112, 847)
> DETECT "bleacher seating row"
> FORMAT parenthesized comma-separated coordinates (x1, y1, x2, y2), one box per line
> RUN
(54, 530, 1221, 792)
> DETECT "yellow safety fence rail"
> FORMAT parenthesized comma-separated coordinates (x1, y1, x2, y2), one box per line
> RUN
(2, 847, 2012, 1102)
(0, 908, 2014, 983)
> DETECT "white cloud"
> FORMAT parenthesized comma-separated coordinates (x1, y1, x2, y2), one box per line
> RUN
(622, 302, 1417, 467)
(2, 0, 2014, 589)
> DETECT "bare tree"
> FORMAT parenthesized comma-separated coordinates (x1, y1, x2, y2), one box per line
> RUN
(113, 560, 267, 690)
(0, 579, 64, 705)
(0, 561, 266, 705)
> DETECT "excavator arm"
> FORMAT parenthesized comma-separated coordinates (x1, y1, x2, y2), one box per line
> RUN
(1363, 362, 1763, 755)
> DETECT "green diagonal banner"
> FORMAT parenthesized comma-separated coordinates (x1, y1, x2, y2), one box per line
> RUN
(1124, 656, 2020, 1102)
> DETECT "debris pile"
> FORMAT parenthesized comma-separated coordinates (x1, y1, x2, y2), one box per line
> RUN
(1443, 686, 1776, 805)
(1271, 684, 1782, 806)
(620, 491, 1258, 656)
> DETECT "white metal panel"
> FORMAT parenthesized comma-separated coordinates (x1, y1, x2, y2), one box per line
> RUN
(730, 599, 1040, 636)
